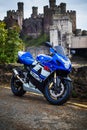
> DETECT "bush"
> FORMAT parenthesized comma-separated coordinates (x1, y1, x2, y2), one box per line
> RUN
(0, 22, 24, 63)
(24, 33, 49, 47)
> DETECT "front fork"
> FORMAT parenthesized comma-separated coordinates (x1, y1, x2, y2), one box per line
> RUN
(54, 72, 61, 87)
(54, 71, 72, 86)
(54, 72, 57, 84)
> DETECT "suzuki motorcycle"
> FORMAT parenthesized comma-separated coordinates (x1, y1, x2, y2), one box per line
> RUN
(11, 42, 72, 105)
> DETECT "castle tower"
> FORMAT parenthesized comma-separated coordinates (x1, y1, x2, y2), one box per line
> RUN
(67, 10, 76, 32)
(17, 2, 24, 18)
(17, 2, 24, 29)
(60, 3, 66, 14)
(31, 7, 38, 18)
(18, 2, 24, 12)
(49, 0, 56, 8)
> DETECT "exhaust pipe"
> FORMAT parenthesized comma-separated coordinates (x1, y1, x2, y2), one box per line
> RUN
(13, 69, 42, 94)
(13, 69, 24, 84)
(23, 82, 42, 94)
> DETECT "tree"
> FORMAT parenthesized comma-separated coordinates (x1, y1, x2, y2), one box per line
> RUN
(5, 26, 24, 63)
(0, 22, 8, 63)
(0, 22, 24, 63)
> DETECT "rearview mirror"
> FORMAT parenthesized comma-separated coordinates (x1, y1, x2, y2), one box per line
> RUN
(45, 42, 53, 48)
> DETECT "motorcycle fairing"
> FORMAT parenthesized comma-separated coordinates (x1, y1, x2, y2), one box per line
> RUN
(36, 53, 71, 72)
(30, 63, 51, 82)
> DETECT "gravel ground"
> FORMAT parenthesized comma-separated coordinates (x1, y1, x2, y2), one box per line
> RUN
(0, 56, 87, 130)
(0, 86, 87, 130)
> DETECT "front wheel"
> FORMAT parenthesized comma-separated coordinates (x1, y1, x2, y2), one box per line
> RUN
(44, 78, 72, 105)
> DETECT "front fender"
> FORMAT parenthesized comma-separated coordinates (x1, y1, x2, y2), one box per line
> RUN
(63, 77, 72, 82)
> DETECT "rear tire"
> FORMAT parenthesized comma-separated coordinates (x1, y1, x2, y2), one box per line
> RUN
(44, 78, 72, 105)
(11, 75, 26, 96)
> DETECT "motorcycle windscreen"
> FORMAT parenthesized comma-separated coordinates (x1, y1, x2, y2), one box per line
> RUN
(55, 45, 66, 56)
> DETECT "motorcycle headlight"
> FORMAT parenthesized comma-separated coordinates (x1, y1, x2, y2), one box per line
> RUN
(64, 62, 70, 69)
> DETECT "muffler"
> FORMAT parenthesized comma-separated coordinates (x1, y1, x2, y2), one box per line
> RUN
(13, 69, 24, 84)
(23, 82, 42, 94)
(13, 69, 42, 94)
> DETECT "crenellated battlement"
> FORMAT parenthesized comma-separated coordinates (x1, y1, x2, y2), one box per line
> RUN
(7, 10, 17, 19)
(59, 3, 66, 14)
(44, 2, 66, 14)
(4, 2, 24, 29)
(67, 10, 76, 15)
(4, 0, 77, 36)
(43, 0, 76, 33)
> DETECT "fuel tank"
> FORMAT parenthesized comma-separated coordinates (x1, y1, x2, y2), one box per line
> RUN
(36, 54, 52, 64)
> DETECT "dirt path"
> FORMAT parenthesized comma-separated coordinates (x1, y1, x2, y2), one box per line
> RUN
(0, 86, 87, 130)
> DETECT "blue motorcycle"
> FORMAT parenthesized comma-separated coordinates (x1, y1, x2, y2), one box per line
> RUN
(11, 42, 72, 105)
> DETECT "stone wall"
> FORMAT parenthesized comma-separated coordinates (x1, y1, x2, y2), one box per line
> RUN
(43, 1, 76, 34)
(4, 0, 76, 37)
(4, 2, 24, 29)
(50, 18, 72, 55)
(22, 0, 76, 37)
(71, 36, 87, 49)
(22, 17, 43, 38)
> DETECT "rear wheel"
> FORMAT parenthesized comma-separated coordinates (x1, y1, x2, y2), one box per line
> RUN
(44, 78, 72, 105)
(11, 74, 26, 97)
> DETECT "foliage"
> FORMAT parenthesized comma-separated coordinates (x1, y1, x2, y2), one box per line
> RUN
(0, 22, 8, 63)
(0, 22, 24, 63)
(24, 33, 49, 47)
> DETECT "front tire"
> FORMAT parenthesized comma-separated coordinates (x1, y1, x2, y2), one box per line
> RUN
(44, 78, 72, 105)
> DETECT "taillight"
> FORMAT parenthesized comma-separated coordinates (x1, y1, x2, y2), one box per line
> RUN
(44, 66, 50, 71)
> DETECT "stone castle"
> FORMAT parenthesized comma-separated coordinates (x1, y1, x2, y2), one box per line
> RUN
(4, 0, 76, 38)
(4, 2, 24, 30)
(3, 0, 87, 57)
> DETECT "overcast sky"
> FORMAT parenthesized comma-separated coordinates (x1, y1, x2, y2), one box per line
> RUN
(0, 0, 87, 30)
